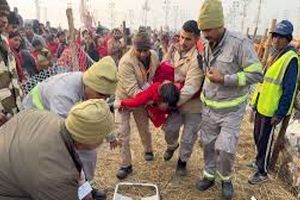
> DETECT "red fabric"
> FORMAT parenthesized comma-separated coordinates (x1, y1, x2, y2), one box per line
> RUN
(98, 46, 108, 58)
(31, 50, 40, 70)
(56, 44, 87, 71)
(9, 46, 26, 81)
(97, 36, 109, 58)
(146, 106, 167, 128)
(47, 42, 59, 58)
(121, 82, 161, 107)
(197, 39, 204, 55)
(31, 50, 38, 59)
(76, 36, 81, 46)
(121, 82, 167, 127)
(153, 60, 174, 83)
(120, 61, 186, 127)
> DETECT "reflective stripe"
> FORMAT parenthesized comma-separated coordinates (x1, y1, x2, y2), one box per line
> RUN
(243, 62, 263, 73)
(257, 50, 299, 116)
(237, 72, 246, 86)
(201, 93, 248, 109)
(217, 171, 231, 181)
(31, 86, 44, 110)
(263, 77, 282, 85)
(203, 170, 215, 180)
(204, 77, 211, 83)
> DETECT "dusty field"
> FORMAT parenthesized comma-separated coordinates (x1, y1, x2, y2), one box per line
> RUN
(94, 115, 297, 200)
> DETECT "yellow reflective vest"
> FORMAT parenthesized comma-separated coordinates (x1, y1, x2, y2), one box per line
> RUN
(251, 50, 299, 117)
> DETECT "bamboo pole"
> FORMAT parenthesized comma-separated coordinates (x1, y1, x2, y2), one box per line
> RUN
(261, 19, 277, 67)
(269, 116, 291, 171)
(257, 28, 268, 60)
(252, 27, 258, 42)
(66, 8, 79, 71)
(246, 27, 250, 36)
(122, 21, 127, 53)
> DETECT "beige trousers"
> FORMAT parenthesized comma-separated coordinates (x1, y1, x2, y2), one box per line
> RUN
(115, 107, 152, 167)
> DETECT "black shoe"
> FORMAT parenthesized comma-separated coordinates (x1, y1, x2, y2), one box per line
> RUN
(116, 165, 133, 180)
(92, 188, 107, 200)
(195, 177, 215, 191)
(248, 171, 269, 185)
(176, 159, 187, 176)
(144, 152, 154, 161)
(163, 144, 179, 161)
(222, 180, 234, 200)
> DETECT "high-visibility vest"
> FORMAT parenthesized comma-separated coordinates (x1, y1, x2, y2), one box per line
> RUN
(31, 86, 45, 110)
(201, 62, 262, 110)
(251, 50, 299, 117)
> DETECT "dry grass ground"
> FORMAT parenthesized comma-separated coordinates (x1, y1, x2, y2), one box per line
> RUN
(94, 115, 297, 200)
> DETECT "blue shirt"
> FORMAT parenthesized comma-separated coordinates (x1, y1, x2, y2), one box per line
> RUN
(275, 46, 299, 119)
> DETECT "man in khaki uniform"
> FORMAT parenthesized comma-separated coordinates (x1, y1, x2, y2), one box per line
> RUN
(22, 56, 117, 198)
(115, 31, 159, 179)
(0, 99, 114, 200)
(162, 20, 204, 176)
(0, 0, 23, 126)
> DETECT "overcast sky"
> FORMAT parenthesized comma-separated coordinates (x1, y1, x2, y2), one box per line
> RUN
(7, 0, 300, 36)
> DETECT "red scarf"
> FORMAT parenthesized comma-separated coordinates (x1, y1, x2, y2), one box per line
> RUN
(8, 42, 26, 81)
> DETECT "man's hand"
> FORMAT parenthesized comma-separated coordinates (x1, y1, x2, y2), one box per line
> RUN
(206, 68, 224, 84)
(167, 42, 179, 54)
(271, 116, 281, 126)
(141, 82, 151, 90)
(109, 139, 122, 150)
(164, 42, 179, 61)
(0, 113, 8, 127)
(113, 100, 121, 109)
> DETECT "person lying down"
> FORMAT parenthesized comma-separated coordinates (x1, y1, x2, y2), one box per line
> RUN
(114, 61, 182, 127)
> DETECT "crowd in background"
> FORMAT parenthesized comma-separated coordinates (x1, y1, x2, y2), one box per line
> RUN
(5, 8, 205, 96)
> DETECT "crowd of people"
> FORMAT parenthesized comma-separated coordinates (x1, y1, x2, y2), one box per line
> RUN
(0, 0, 299, 200)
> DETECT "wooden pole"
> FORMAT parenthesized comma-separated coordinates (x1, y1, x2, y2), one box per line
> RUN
(246, 27, 250, 36)
(122, 21, 127, 52)
(261, 19, 277, 67)
(66, 8, 79, 71)
(252, 27, 258, 42)
(257, 28, 268, 59)
(269, 116, 291, 171)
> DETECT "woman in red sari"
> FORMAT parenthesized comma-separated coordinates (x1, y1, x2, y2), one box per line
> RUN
(8, 31, 38, 82)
